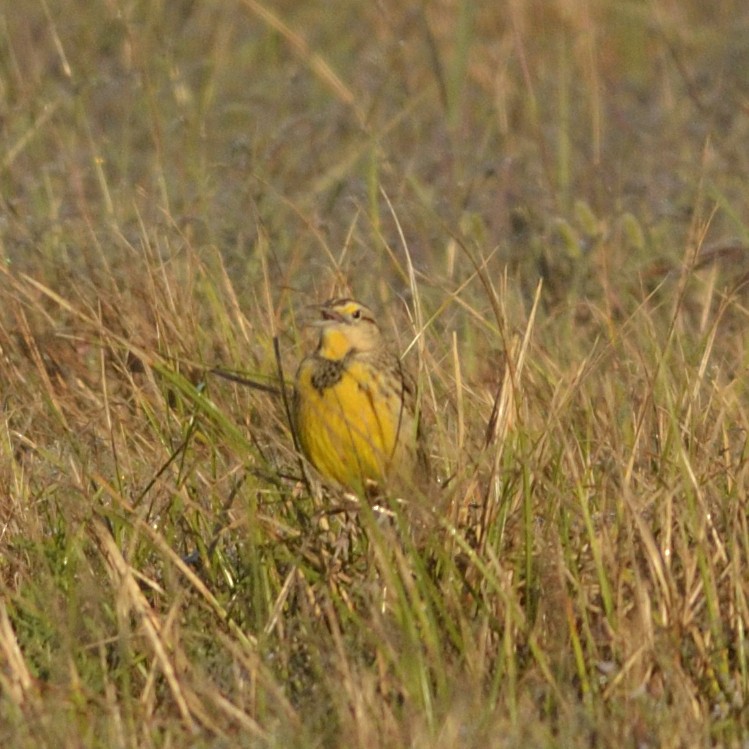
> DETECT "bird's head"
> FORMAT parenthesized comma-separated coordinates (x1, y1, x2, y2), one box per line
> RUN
(313, 298, 382, 359)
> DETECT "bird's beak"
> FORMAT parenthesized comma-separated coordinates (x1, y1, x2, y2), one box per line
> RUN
(320, 307, 344, 323)
(307, 304, 343, 326)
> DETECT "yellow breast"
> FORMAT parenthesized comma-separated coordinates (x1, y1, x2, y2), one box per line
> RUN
(294, 355, 410, 493)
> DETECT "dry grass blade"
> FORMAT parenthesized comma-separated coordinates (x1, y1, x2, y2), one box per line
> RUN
(91, 519, 197, 731)
(484, 277, 541, 450)
(0, 601, 37, 708)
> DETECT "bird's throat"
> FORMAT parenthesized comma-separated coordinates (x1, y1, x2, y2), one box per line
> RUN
(318, 328, 353, 361)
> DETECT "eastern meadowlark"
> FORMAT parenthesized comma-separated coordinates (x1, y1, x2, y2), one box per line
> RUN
(293, 298, 423, 495)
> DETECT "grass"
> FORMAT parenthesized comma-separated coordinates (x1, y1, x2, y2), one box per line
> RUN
(2, 0, 749, 746)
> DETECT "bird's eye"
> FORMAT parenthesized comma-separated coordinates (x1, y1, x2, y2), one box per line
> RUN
(352, 309, 361, 320)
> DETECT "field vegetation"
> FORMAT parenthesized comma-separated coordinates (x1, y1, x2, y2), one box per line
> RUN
(2, 1, 749, 746)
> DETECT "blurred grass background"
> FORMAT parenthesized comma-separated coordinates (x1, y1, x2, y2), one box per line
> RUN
(2, 0, 749, 746)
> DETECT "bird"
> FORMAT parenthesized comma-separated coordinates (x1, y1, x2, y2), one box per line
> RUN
(292, 297, 424, 496)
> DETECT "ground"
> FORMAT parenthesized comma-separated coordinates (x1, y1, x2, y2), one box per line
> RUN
(1, 1, 749, 746)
